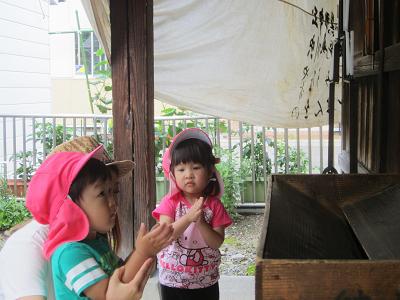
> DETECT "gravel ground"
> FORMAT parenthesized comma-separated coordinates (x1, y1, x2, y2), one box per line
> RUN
(220, 213, 264, 276)
(0, 214, 265, 277)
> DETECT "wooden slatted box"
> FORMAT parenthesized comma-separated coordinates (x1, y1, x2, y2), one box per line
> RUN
(256, 174, 400, 300)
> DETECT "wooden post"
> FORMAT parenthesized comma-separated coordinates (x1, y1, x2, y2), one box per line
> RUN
(377, 0, 387, 172)
(110, 0, 155, 258)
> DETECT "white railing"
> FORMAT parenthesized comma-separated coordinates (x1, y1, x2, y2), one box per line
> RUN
(0, 114, 341, 203)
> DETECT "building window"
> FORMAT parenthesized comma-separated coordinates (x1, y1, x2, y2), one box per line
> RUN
(74, 31, 108, 76)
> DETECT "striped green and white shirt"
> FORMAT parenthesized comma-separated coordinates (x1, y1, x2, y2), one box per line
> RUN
(51, 235, 121, 299)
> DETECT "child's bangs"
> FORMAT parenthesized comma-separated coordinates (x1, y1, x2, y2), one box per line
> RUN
(172, 140, 209, 166)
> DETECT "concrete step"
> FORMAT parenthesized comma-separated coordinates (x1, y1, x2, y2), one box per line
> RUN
(142, 274, 255, 300)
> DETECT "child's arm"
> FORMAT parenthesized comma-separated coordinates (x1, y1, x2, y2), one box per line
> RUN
(196, 216, 225, 249)
(75, 224, 172, 299)
(121, 222, 173, 283)
(85, 257, 155, 300)
(159, 197, 204, 239)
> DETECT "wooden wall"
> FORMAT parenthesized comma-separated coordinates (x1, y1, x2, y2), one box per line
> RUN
(342, 0, 400, 173)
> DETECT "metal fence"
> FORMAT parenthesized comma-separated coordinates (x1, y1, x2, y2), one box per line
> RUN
(0, 114, 341, 203)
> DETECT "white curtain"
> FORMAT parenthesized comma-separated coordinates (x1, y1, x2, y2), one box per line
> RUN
(83, 0, 340, 128)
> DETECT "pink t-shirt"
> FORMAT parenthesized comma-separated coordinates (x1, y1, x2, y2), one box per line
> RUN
(152, 194, 232, 289)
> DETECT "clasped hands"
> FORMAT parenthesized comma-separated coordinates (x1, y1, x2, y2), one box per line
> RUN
(185, 196, 205, 223)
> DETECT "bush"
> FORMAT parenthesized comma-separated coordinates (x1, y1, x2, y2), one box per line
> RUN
(0, 178, 31, 231)
(238, 133, 309, 178)
(10, 122, 73, 180)
(215, 146, 240, 216)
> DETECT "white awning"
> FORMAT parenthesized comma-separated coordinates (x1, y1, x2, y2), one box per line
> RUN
(82, 0, 340, 128)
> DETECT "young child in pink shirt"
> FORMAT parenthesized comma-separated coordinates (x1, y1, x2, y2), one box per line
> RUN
(152, 128, 232, 300)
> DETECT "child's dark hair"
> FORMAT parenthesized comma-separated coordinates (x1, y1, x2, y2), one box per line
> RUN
(69, 158, 111, 201)
(170, 138, 220, 197)
(69, 158, 121, 252)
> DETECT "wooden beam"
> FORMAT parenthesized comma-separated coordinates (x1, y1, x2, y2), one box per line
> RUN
(110, 0, 155, 258)
(354, 43, 400, 77)
(256, 260, 400, 299)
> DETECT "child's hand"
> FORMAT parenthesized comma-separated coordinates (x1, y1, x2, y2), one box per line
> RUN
(106, 258, 154, 300)
(135, 222, 173, 258)
(186, 197, 204, 223)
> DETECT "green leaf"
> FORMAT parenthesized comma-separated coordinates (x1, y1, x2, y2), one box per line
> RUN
(97, 104, 109, 114)
(95, 48, 105, 56)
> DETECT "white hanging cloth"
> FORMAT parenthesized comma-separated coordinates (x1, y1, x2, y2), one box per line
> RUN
(83, 0, 340, 128)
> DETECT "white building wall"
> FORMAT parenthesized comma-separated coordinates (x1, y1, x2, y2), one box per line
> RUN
(0, 0, 52, 178)
(0, 0, 51, 114)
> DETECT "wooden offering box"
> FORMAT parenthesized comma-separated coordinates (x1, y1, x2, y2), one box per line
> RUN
(256, 174, 400, 300)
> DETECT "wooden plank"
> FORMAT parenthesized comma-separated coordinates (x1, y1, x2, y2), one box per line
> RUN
(127, 0, 156, 244)
(256, 259, 400, 300)
(377, 0, 387, 172)
(349, 80, 358, 173)
(256, 176, 272, 258)
(343, 184, 400, 259)
(353, 43, 400, 76)
(385, 72, 400, 172)
(110, 0, 133, 259)
(263, 176, 366, 259)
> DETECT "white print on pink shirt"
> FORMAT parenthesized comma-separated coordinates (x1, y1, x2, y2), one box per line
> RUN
(157, 201, 221, 289)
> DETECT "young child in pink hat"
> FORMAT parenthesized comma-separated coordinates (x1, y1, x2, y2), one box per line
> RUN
(26, 144, 173, 299)
(152, 128, 233, 300)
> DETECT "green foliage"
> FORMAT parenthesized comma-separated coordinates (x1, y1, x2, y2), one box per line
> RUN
(223, 236, 240, 246)
(246, 263, 256, 276)
(273, 140, 309, 174)
(9, 151, 42, 181)
(238, 133, 309, 178)
(0, 178, 31, 231)
(10, 122, 73, 180)
(238, 132, 272, 180)
(215, 146, 240, 216)
(33, 123, 73, 155)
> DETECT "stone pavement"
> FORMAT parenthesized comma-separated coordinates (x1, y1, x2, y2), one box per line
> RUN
(142, 273, 255, 300)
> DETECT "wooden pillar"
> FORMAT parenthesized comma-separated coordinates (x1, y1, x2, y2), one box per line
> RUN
(110, 0, 155, 258)
(377, 0, 387, 173)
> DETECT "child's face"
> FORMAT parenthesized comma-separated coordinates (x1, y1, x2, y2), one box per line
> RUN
(78, 178, 116, 235)
(173, 161, 210, 201)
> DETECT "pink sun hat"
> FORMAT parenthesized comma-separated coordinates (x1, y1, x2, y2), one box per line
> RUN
(162, 128, 224, 199)
(26, 145, 106, 259)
